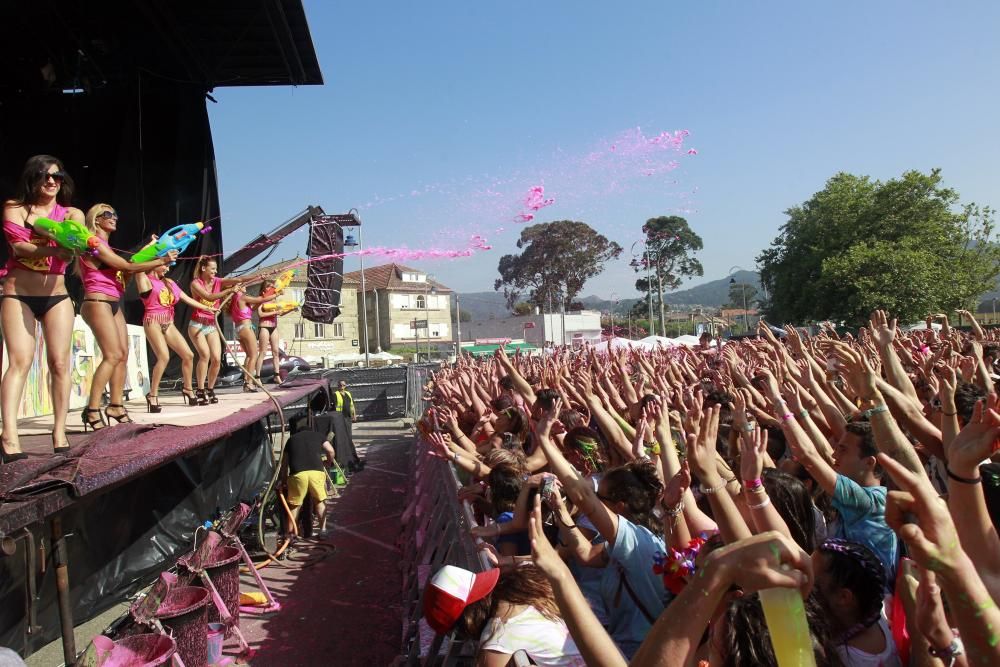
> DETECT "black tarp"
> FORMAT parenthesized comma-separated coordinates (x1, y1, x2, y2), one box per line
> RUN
(0, 421, 274, 655)
(301, 216, 344, 324)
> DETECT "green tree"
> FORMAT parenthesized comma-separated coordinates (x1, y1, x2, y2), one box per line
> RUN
(726, 282, 758, 310)
(495, 221, 623, 310)
(757, 169, 999, 326)
(512, 302, 534, 316)
(633, 216, 704, 335)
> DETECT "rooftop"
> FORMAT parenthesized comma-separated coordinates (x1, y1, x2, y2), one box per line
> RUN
(343, 263, 453, 293)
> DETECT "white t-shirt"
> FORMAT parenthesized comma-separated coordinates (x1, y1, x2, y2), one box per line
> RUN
(479, 606, 587, 667)
(834, 618, 903, 667)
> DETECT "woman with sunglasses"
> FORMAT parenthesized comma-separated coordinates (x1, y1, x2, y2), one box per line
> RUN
(135, 263, 213, 411)
(254, 278, 297, 385)
(77, 204, 177, 430)
(1, 156, 81, 459)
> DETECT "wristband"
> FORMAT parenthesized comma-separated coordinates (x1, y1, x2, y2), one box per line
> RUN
(946, 466, 982, 485)
(862, 404, 889, 419)
(744, 477, 763, 491)
(700, 479, 727, 495)
(741, 423, 755, 433)
(779, 412, 795, 422)
(797, 410, 809, 419)
(747, 496, 771, 510)
(664, 500, 685, 517)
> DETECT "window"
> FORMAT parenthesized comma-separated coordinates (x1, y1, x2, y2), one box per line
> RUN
(415, 295, 426, 309)
(314, 323, 325, 338)
(294, 322, 305, 339)
(332, 323, 344, 337)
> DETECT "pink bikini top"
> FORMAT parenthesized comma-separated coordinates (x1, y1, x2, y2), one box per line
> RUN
(80, 238, 126, 299)
(191, 277, 221, 322)
(230, 295, 252, 323)
(143, 275, 181, 317)
(3, 204, 71, 275)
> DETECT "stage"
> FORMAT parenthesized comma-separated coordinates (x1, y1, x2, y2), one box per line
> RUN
(0, 377, 330, 658)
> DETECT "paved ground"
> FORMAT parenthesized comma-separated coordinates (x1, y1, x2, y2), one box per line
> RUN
(24, 418, 413, 667)
(237, 419, 412, 666)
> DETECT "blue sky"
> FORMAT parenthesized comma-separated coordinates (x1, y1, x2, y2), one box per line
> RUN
(208, 1, 1000, 301)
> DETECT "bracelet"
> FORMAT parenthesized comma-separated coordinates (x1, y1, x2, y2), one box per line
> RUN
(779, 412, 795, 422)
(741, 423, 756, 433)
(744, 477, 763, 491)
(665, 500, 684, 517)
(747, 496, 772, 510)
(452, 451, 459, 463)
(862, 404, 889, 419)
(946, 466, 982, 485)
(941, 410, 957, 417)
(797, 410, 809, 419)
(701, 479, 727, 495)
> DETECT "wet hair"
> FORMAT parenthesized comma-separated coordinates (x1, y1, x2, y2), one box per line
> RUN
(764, 426, 787, 462)
(498, 375, 515, 391)
(716, 593, 841, 667)
(490, 395, 514, 412)
(558, 409, 585, 431)
(817, 539, 886, 641)
(562, 426, 607, 477)
(844, 421, 882, 479)
(535, 388, 560, 411)
(456, 566, 560, 640)
(601, 460, 664, 534)
(482, 448, 526, 476)
(954, 382, 987, 424)
(13, 155, 74, 206)
(487, 463, 522, 515)
(762, 468, 817, 553)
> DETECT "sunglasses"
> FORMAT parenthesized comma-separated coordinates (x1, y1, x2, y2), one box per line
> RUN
(97, 211, 118, 220)
(40, 171, 67, 183)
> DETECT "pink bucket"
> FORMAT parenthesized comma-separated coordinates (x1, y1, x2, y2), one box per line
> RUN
(92, 633, 176, 667)
(155, 585, 210, 667)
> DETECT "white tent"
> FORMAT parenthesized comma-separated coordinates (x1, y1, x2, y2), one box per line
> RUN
(637, 335, 679, 350)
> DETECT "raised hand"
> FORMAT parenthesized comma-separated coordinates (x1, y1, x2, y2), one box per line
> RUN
(868, 310, 897, 349)
(947, 399, 1000, 476)
(703, 531, 812, 596)
(686, 404, 722, 485)
(662, 460, 691, 510)
(739, 426, 768, 484)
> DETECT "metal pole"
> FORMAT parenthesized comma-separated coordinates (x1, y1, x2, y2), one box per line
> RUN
(455, 294, 462, 350)
(372, 289, 382, 352)
(355, 216, 370, 367)
(425, 285, 431, 361)
(655, 259, 666, 337)
(645, 250, 653, 335)
(741, 284, 748, 333)
(51, 517, 75, 666)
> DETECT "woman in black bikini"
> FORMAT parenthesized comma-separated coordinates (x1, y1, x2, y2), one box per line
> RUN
(77, 203, 177, 430)
(254, 279, 297, 385)
(1, 156, 81, 460)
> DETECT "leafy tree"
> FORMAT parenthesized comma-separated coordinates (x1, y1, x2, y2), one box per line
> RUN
(451, 306, 472, 323)
(726, 282, 758, 310)
(757, 169, 999, 326)
(633, 216, 704, 334)
(512, 302, 534, 316)
(495, 221, 623, 310)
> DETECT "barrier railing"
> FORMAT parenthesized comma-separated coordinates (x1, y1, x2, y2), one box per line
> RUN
(400, 437, 490, 666)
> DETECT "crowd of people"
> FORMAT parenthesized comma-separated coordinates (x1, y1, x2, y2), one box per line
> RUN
(417, 311, 1000, 666)
(0, 155, 299, 463)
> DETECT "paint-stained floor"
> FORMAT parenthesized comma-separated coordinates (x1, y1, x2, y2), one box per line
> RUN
(234, 419, 411, 666)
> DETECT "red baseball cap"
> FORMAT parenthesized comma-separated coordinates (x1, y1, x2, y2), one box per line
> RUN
(423, 565, 500, 634)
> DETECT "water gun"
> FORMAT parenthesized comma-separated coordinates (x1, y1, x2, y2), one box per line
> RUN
(32, 217, 100, 255)
(271, 269, 296, 293)
(260, 300, 299, 316)
(131, 222, 212, 265)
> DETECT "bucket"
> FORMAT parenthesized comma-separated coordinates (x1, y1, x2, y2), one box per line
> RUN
(92, 633, 176, 667)
(155, 585, 210, 667)
(206, 623, 226, 665)
(205, 546, 242, 634)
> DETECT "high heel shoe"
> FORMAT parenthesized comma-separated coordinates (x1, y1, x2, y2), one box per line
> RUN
(146, 393, 162, 414)
(82, 407, 107, 432)
(206, 388, 219, 404)
(105, 404, 134, 424)
(181, 388, 199, 406)
(243, 382, 258, 393)
(1, 440, 29, 464)
(52, 436, 70, 455)
(195, 388, 209, 406)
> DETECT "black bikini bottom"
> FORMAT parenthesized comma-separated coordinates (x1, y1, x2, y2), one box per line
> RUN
(82, 298, 122, 317)
(2, 294, 71, 319)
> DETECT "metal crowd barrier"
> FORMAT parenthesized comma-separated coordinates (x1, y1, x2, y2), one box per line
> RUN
(400, 436, 490, 666)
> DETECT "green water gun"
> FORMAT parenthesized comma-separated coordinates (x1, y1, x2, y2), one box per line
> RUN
(32, 217, 100, 255)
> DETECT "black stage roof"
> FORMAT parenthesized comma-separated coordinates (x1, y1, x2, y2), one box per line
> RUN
(0, 0, 323, 98)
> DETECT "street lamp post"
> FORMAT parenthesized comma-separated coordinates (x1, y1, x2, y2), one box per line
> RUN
(424, 280, 437, 361)
(630, 241, 654, 336)
(331, 210, 369, 366)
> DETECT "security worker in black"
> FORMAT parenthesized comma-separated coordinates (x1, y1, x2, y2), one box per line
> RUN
(331, 380, 363, 472)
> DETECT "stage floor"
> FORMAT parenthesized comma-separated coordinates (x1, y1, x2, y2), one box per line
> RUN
(10, 384, 302, 456)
